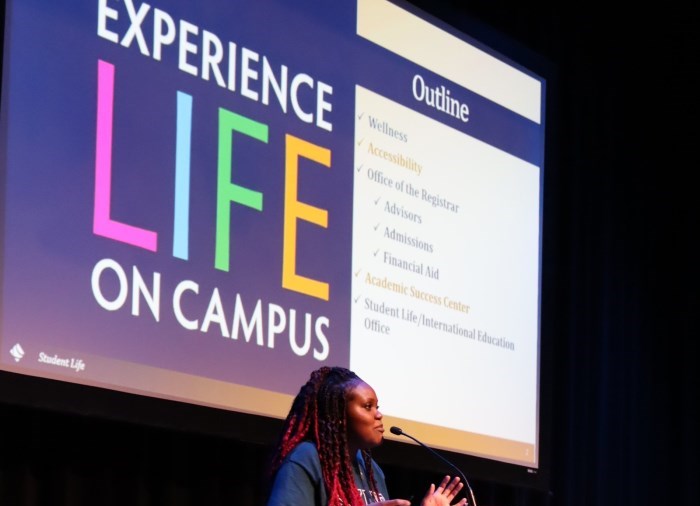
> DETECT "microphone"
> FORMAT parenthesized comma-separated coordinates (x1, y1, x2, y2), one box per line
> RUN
(390, 426, 477, 506)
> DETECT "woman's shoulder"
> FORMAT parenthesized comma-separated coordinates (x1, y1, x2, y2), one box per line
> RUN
(284, 441, 322, 472)
(289, 441, 318, 456)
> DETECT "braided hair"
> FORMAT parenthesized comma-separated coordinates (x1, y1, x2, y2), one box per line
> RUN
(269, 366, 381, 506)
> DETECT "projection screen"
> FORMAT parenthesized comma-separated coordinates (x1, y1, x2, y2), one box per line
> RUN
(1, 0, 545, 471)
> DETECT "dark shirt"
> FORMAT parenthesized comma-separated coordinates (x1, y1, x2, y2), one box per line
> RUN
(267, 441, 390, 505)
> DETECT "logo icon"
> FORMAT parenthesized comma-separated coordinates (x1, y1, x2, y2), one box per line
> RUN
(10, 343, 25, 362)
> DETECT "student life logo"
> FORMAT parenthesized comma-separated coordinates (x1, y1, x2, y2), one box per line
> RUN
(10, 343, 25, 362)
(8, 343, 87, 372)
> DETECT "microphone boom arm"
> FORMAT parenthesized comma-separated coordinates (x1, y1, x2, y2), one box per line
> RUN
(390, 426, 477, 506)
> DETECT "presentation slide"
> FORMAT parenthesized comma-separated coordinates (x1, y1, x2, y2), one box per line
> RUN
(1, 0, 545, 468)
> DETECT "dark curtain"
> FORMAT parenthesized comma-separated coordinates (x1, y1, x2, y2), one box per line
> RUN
(1, 2, 697, 506)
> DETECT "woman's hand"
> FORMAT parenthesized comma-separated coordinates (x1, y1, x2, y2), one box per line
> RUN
(420, 476, 467, 506)
(370, 475, 467, 506)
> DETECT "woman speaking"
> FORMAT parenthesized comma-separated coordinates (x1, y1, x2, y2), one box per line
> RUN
(266, 366, 467, 506)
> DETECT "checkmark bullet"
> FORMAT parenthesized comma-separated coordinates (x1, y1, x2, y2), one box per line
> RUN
(354, 295, 361, 303)
(356, 164, 363, 172)
(374, 223, 380, 230)
(354, 269, 361, 277)
(373, 249, 379, 256)
(374, 197, 380, 204)
(357, 112, 365, 120)
(357, 138, 364, 146)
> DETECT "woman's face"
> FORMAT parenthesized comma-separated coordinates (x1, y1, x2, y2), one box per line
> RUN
(346, 381, 384, 450)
